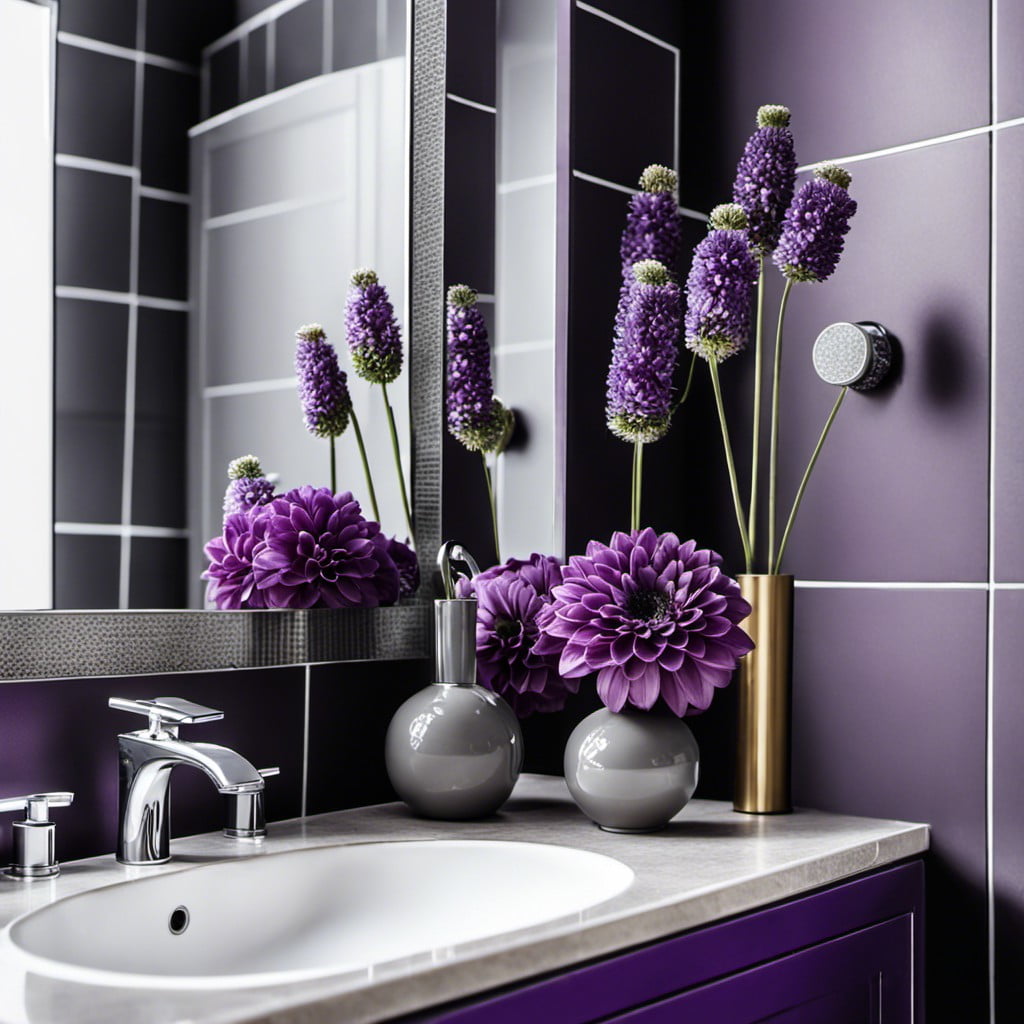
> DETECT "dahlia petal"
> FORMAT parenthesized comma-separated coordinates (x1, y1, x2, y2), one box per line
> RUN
(596, 666, 630, 712)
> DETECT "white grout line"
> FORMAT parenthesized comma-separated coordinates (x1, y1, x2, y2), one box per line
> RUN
(572, 170, 708, 221)
(203, 191, 348, 231)
(474, 293, 496, 304)
(137, 295, 190, 312)
(55, 153, 138, 178)
(794, 580, 989, 590)
(301, 665, 311, 818)
(495, 339, 554, 356)
(139, 185, 189, 204)
(267, 20, 276, 94)
(497, 173, 557, 194)
(446, 92, 497, 114)
(574, 1, 679, 55)
(55, 287, 189, 312)
(204, 377, 298, 399)
(203, 0, 310, 57)
(56, 31, 198, 75)
(988, 5, 999, 1019)
(55, 522, 190, 539)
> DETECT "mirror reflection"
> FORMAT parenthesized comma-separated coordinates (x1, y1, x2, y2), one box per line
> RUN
(28, 0, 409, 611)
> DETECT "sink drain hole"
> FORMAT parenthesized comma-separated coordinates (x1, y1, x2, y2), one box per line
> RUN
(168, 906, 189, 935)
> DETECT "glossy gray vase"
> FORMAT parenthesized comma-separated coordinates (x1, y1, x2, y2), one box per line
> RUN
(564, 707, 699, 833)
(385, 595, 523, 819)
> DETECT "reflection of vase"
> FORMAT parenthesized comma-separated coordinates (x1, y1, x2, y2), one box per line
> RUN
(734, 574, 794, 814)
(564, 707, 699, 833)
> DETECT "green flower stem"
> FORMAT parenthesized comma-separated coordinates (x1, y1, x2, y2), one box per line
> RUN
(708, 357, 752, 572)
(380, 382, 414, 541)
(631, 441, 645, 531)
(774, 386, 847, 574)
(329, 436, 337, 494)
(767, 277, 795, 572)
(348, 408, 381, 523)
(747, 256, 765, 564)
(670, 351, 699, 414)
(481, 452, 501, 562)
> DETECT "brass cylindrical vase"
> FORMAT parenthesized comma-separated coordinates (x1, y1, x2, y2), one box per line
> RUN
(734, 574, 794, 814)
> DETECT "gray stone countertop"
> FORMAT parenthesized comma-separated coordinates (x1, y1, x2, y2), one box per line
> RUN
(0, 774, 928, 1024)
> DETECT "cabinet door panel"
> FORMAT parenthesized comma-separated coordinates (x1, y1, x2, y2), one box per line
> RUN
(606, 916, 911, 1024)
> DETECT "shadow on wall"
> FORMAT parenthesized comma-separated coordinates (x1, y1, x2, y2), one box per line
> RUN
(919, 309, 976, 409)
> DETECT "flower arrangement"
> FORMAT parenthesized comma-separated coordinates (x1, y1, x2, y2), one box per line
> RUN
(445, 283, 514, 559)
(202, 267, 421, 608)
(687, 105, 883, 574)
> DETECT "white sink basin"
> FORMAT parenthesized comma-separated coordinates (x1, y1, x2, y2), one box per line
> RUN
(2, 840, 633, 990)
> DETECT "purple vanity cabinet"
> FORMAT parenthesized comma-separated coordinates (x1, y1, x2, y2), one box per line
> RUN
(412, 861, 924, 1024)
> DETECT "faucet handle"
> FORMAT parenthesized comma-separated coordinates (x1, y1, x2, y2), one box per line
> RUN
(109, 697, 224, 734)
(0, 792, 74, 880)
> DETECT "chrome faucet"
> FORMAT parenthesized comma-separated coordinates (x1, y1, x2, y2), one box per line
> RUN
(109, 697, 278, 866)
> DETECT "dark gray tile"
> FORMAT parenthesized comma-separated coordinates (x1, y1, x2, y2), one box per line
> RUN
(994, 589, 1024, 1019)
(0, 668, 305, 864)
(128, 538, 188, 607)
(274, 0, 324, 91)
(208, 41, 241, 117)
(55, 167, 133, 292)
(59, 0, 138, 49)
(444, 99, 495, 293)
(995, 125, 1024, 581)
(55, 410, 126, 525)
(53, 535, 121, 610)
(139, 197, 189, 300)
(55, 299, 130, 417)
(145, 0, 231, 63)
(56, 43, 136, 167)
(704, 0, 988, 177)
(332, 0, 378, 71)
(573, 6, 675, 189)
(132, 308, 187, 529)
(306, 659, 430, 814)
(748, 137, 990, 581)
(582, 0, 681, 46)
(141, 65, 200, 193)
(791, 586, 988, 1021)
(445, 0, 495, 106)
(243, 26, 269, 102)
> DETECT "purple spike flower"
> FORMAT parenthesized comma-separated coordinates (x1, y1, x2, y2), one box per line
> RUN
(345, 268, 403, 385)
(534, 529, 753, 717)
(252, 486, 399, 609)
(731, 104, 798, 255)
(684, 223, 759, 363)
(458, 554, 579, 718)
(606, 259, 680, 443)
(387, 536, 420, 598)
(773, 164, 857, 283)
(446, 284, 513, 453)
(613, 164, 682, 340)
(295, 324, 352, 438)
(202, 511, 269, 610)
(222, 454, 275, 517)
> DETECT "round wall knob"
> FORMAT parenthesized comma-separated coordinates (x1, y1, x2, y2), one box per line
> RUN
(812, 321, 893, 391)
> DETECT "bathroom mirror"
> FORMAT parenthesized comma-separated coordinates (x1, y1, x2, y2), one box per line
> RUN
(0, 0, 444, 677)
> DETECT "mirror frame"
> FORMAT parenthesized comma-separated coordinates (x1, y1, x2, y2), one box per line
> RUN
(0, 0, 443, 681)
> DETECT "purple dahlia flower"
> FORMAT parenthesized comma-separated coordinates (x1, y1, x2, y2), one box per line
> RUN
(252, 485, 399, 609)
(222, 454, 275, 517)
(387, 536, 420, 598)
(345, 268, 403, 385)
(202, 511, 269, 610)
(534, 528, 753, 717)
(295, 324, 352, 439)
(613, 164, 682, 341)
(446, 284, 514, 453)
(731, 105, 797, 256)
(458, 554, 578, 717)
(684, 224, 758, 362)
(606, 260, 680, 443)
(773, 163, 857, 283)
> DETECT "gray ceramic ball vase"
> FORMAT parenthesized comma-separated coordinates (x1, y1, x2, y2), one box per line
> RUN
(564, 707, 699, 833)
(385, 542, 523, 820)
